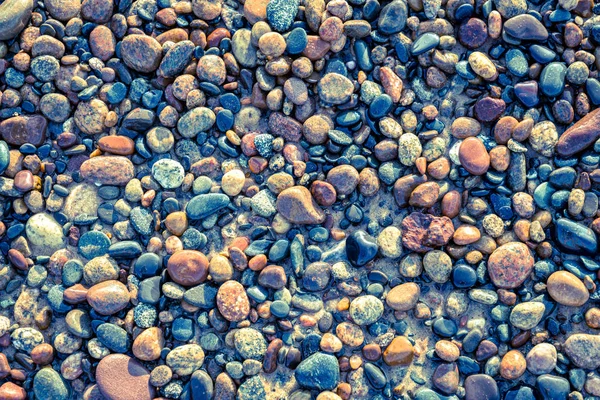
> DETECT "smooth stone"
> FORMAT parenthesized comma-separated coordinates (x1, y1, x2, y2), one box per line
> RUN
(546, 271, 589, 306)
(537, 375, 570, 400)
(539, 62, 567, 97)
(186, 193, 230, 219)
(0, 0, 34, 41)
(564, 334, 600, 369)
(557, 107, 600, 157)
(33, 368, 69, 400)
(80, 156, 135, 186)
(96, 354, 155, 400)
(509, 301, 545, 330)
(378, 0, 407, 34)
(412, 32, 440, 56)
(346, 230, 378, 266)
(276, 186, 325, 225)
(295, 353, 340, 391)
(26, 213, 66, 256)
(504, 14, 549, 41)
(554, 218, 598, 255)
(96, 323, 130, 353)
(464, 374, 499, 400)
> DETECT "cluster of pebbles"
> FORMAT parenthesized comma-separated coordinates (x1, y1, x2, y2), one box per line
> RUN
(3, 0, 600, 399)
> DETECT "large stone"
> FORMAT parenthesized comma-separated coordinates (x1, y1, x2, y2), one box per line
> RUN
(557, 108, 600, 157)
(546, 271, 589, 306)
(80, 156, 135, 186)
(401, 212, 454, 252)
(276, 186, 325, 224)
(121, 34, 163, 73)
(487, 242, 534, 289)
(295, 353, 340, 391)
(0, 115, 46, 146)
(96, 354, 155, 400)
(26, 213, 66, 256)
(564, 334, 600, 369)
(0, 0, 33, 41)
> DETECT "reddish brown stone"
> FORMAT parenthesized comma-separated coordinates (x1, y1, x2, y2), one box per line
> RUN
(557, 107, 600, 157)
(276, 186, 326, 225)
(401, 212, 455, 253)
(0, 382, 26, 400)
(269, 112, 302, 142)
(86, 280, 130, 315)
(487, 242, 534, 289)
(393, 174, 427, 207)
(89, 25, 116, 61)
(258, 265, 287, 289)
(132, 327, 164, 361)
(383, 336, 414, 366)
(98, 136, 135, 155)
(216, 280, 250, 322)
(459, 137, 490, 176)
(96, 354, 155, 400)
(302, 36, 331, 60)
(458, 18, 488, 49)
(80, 156, 134, 186)
(474, 97, 506, 122)
(0, 115, 47, 146)
(167, 250, 209, 286)
(310, 180, 337, 206)
(263, 338, 283, 373)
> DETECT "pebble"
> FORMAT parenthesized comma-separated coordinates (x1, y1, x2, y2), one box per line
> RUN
(487, 242, 534, 289)
(167, 250, 209, 286)
(295, 352, 340, 391)
(546, 271, 589, 306)
(96, 354, 155, 400)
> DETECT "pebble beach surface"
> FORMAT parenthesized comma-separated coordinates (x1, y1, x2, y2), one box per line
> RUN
(2, 0, 600, 399)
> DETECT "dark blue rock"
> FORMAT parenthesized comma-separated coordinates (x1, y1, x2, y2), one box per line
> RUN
(433, 317, 457, 338)
(529, 45, 556, 64)
(354, 40, 373, 72)
(539, 62, 567, 97)
(555, 218, 598, 255)
(78, 231, 110, 259)
(378, 0, 407, 34)
(134, 253, 162, 278)
(587, 78, 600, 105)
(108, 241, 143, 258)
(172, 317, 194, 341)
(369, 94, 393, 119)
(266, 0, 299, 32)
(346, 230, 378, 266)
(96, 323, 130, 353)
(0, 141, 9, 175)
(286, 27, 308, 54)
(452, 264, 477, 288)
(412, 32, 440, 56)
(537, 374, 569, 400)
(295, 352, 340, 391)
(186, 194, 230, 219)
(364, 363, 387, 389)
(190, 370, 213, 400)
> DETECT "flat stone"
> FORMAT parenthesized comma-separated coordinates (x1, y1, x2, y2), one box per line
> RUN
(121, 34, 163, 73)
(564, 334, 600, 369)
(80, 156, 135, 186)
(504, 14, 549, 41)
(547, 271, 589, 306)
(276, 186, 325, 224)
(0, 115, 46, 146)
(96, 354, 155, 400)
(295, 353, 340, 391)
